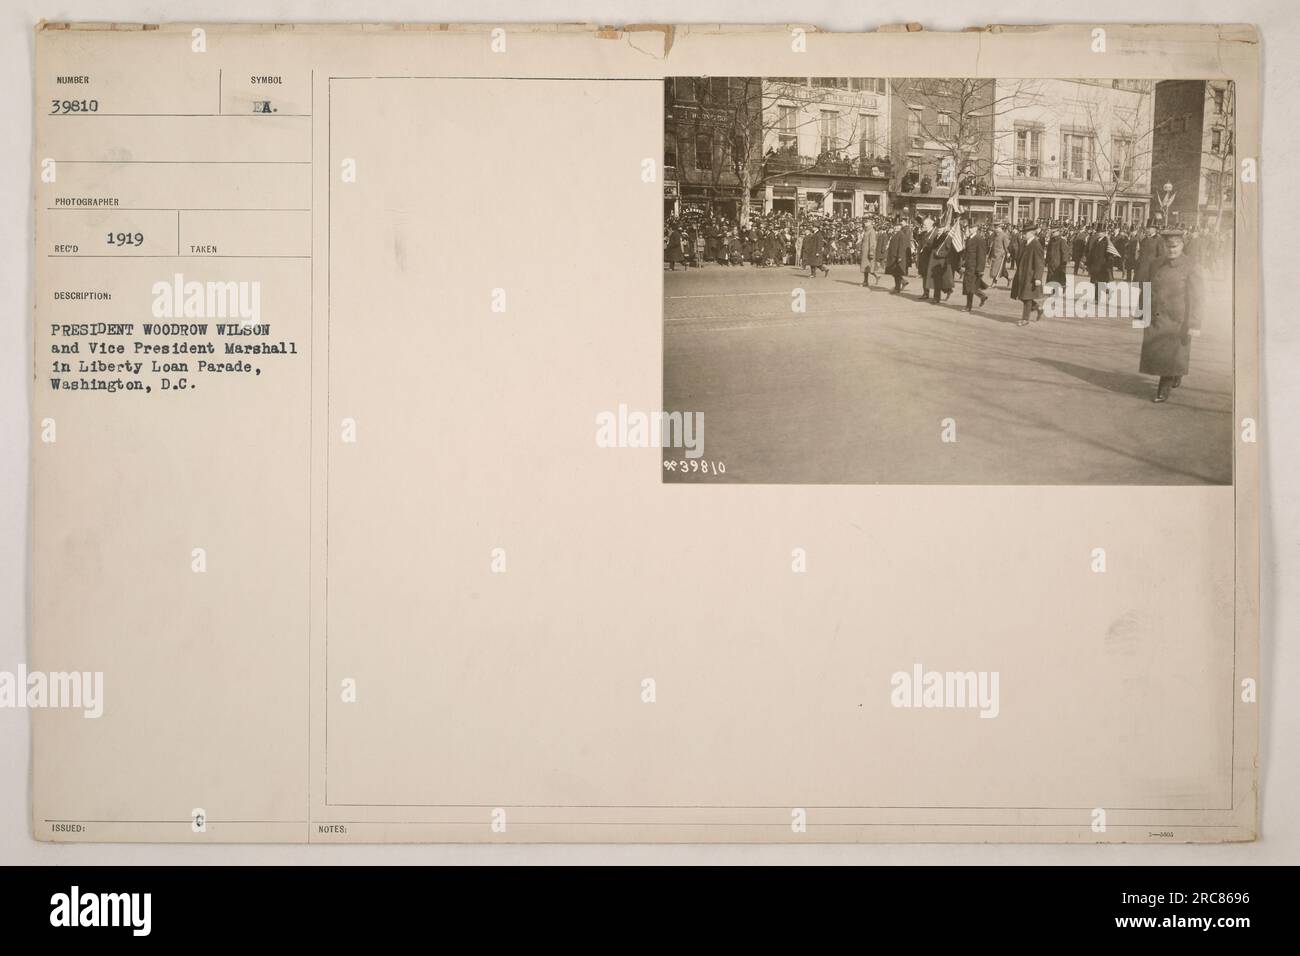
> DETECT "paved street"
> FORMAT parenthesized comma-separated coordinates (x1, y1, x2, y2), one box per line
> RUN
(663, 263, 1234, 484)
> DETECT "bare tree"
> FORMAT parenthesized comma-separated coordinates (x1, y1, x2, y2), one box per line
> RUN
(891, 78, 1040, 223)
(1070, 82, 1157, 225)
(668, 77, 891, 225)
(669, 77, 762, 224)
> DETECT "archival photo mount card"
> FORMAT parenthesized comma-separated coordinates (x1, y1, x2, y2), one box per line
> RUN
(29, 21, 1259, 843)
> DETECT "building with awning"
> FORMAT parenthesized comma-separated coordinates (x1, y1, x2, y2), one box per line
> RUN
(758, 77, 893, 218)
(760, 158, 892, 218)
(890, 189, 999, 223)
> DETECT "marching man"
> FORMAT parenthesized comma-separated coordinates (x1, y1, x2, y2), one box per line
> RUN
(1011, 222, 1047, 326)
(961, 218, 990, 312)
(1139, 228, 1203, 403)
(885, 216, 912, 293)
(860, 217, 879, 287)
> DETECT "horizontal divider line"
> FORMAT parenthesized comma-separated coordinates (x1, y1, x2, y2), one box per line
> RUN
(47, 254, 311, 259)
(48, 207, 311, 212)
(54, 160, 311, 165)
(47, 113, 311, 117)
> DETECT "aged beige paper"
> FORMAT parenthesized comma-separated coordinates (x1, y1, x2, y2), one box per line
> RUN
(30, 22, 1258, 842)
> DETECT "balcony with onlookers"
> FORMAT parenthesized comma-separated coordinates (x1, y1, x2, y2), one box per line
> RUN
(762, 144, 892, 180)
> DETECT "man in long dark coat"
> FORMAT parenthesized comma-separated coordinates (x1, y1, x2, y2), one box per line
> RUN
(1071, 229, 1087, 275)
(1123, 230, 1140, 281)
(804, 226, 828, 278)
(1010, 222, 1046, 326)
(1134, 224, 1167, 314)
(885, 219, 912, 293)
(1140, 230, 1203, 403)
(1045, 226, 1069, 287)
(1087, 228, 1121, 307)
(666, 223, 685, 270)
(927, 225, 958, 303)
(961, 223, 989, 311)
(915, 221, 935, 299)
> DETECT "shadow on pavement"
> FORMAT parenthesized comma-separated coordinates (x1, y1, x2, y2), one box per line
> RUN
(1034, 358, 1153, 400)
(977, 306, 1031, 325)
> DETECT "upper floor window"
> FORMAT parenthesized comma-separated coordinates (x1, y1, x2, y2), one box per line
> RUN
(1111, 135, 1134, 182)
(819, 110, 840, 154)
(1062, 131, 1093, 180)
(1015, 125, 1042, 177)
(694, 130, 713, 170)
(778, 104, 797, 150)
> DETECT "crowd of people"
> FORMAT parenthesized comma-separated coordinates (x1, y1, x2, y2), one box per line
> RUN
(665, 209, 1231, 404)
(664, 210, 1232, 277)
(663, 210, 879, 269)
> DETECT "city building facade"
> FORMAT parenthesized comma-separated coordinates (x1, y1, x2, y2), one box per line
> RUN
(1150, 80, 1235, 228)
(758, 77, 892, 218)
(889, 78, 999, 222)
(663, 76, 762, 222)
(991, 78, 1155, 226)
(662, 77, 1224, 230)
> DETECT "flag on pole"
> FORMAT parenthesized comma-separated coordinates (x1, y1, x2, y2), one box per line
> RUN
(947, 219, 965, 253)
(1106, 235, 1121, 259)
(942, 189, 964, 236)
(943, 187, 964, 251)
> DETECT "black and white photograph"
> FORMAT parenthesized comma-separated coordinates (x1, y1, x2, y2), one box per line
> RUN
(663, 76, 1236, 484)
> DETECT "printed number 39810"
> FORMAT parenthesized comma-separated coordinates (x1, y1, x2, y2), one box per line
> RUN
(50, 99, 99, 114)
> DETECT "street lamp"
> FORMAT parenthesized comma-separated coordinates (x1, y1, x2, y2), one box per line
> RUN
(1156, 181, 1176, 225)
